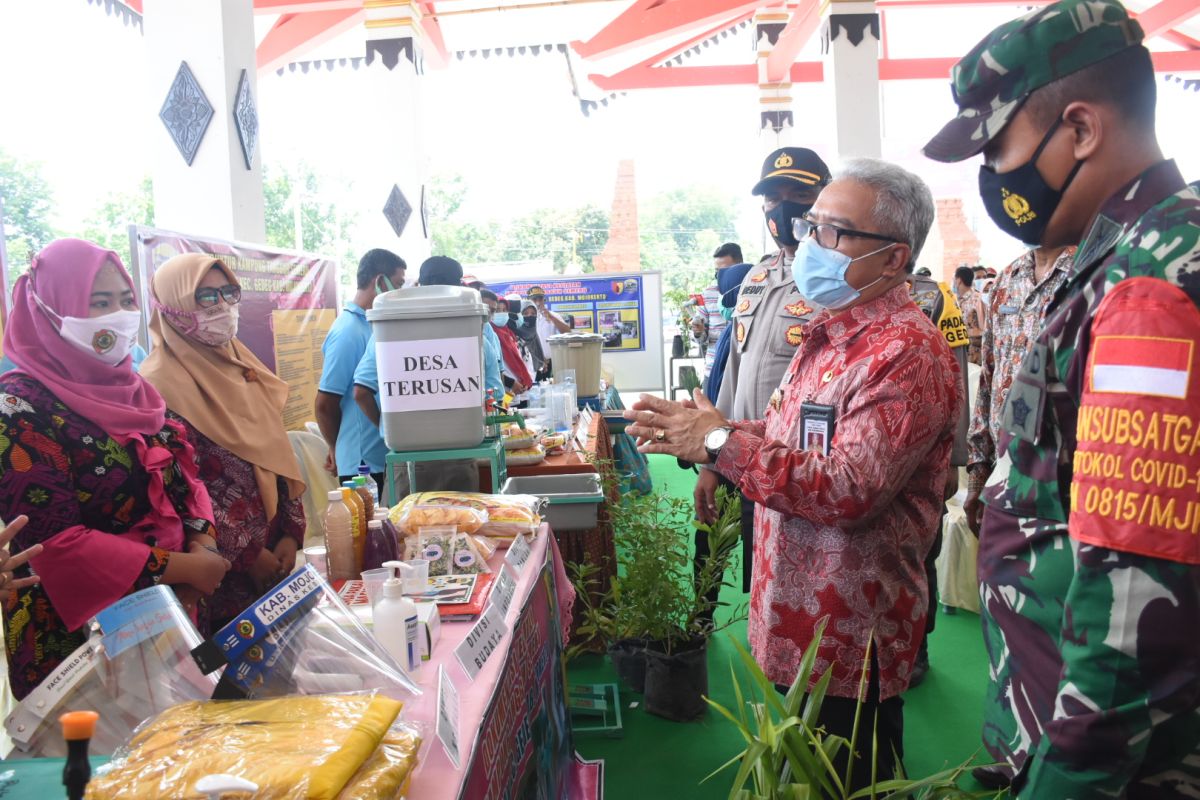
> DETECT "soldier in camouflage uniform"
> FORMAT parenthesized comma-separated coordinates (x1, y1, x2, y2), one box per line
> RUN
(926, 1, 1200, 796)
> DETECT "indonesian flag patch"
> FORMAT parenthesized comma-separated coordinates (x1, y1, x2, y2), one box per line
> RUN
(1090, 335, 1192, 399)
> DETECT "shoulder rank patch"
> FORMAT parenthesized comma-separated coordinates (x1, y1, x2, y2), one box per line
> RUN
(786, 324, 804, 347)
(737, 299, 750, 313)
(749, 271, 768, 283)
(784, 301, 813, 318)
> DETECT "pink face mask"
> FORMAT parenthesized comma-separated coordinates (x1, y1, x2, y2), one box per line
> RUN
(156, 301, 240, 347)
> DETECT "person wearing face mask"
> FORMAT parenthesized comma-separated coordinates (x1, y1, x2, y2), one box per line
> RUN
(481, 289, 533, 402)
(626, 159, 961, 790)
(140, 255, 307, 633)
(692, 243, 748, 382)
(0, 239, 230, 700)
(693, 148, 830, 597)
(512, 299, 547, 379)
(926, 2, 1200, 796)
(315, 249, 406, 486)
(953, 266, 985, 365)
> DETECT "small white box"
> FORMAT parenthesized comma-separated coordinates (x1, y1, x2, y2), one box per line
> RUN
(416, 601, 440, 661)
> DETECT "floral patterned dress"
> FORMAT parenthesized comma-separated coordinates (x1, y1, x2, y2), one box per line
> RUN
(0, 374, 217, 700)
(170, 413, 306, 634)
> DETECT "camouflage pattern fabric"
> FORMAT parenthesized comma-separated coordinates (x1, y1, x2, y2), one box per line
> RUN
(976, 507, 1072, 780)
(923, 0, 1143, 163)
(982, 160, 1200, 796)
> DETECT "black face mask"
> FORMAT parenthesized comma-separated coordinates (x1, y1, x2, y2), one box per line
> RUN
(978, 117, 1083, 247)
(522, 316, 537, 328)
(764, 200, 814, 248)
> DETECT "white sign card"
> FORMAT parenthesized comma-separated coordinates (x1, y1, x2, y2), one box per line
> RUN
(376, 336, 483, 413)
(436, 665, 461, 768)
(454, 604, 508, 681)
(490, 564, 518, 618)
(505, 533, 533, 572)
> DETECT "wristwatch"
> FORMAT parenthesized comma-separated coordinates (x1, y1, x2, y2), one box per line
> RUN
(704, 427, 733, 463)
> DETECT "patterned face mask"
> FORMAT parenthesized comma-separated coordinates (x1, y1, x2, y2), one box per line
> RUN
(158, 301, 240, 347)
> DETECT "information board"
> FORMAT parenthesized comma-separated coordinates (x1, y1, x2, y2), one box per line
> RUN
(485, 271, 664, 393)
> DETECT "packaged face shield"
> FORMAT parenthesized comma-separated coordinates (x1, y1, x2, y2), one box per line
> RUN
(3, 586, 218, 758)
(191, 564, 420, 700)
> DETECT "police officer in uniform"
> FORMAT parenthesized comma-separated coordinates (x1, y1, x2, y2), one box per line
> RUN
(926, 1, 1200, 794)
(906, 272, 971, 684)
(694, 147, 831, 589)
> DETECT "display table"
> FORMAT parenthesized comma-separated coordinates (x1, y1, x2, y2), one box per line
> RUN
(0, 528, 602, 800)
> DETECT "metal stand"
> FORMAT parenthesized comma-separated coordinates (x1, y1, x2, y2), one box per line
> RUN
(385, 438, 508, 503)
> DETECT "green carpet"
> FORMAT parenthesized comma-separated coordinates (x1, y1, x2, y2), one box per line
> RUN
(566, 454, 994, 797)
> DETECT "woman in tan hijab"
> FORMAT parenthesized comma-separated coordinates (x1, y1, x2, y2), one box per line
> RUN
(141, 254, 306, 633)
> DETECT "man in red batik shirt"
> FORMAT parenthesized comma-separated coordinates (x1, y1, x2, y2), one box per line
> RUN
(626, 158, 962, 791)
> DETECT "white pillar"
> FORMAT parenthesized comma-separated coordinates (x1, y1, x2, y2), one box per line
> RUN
(143, 0, 266, 243)
(755, 4, 796, 153)
(821, 1, 882, 159)
(359, 2, 431, 266)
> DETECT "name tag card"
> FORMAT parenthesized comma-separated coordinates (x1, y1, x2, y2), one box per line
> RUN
(505, 533, 533, 572)
(490, 564, 518, 618)
(454, 605, 508, 681)
(436, 665, 461, 768)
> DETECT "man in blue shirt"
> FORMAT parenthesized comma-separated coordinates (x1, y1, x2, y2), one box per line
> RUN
(315, 248, 406, 483)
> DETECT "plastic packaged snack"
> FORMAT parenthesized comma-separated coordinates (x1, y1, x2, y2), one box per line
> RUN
(390, 492, 488, 536)
(474, 493, 543, 541)
(449, 532, 492, 575)
(501, 422, 538, 450)
(418, 526, 455, 576)
(540, 432, 568, 454)
(504, 444, 546, 466)
(192, 565, 420, 701)
(4, 586, 219, 759)
(471, 534, 499, 560)
(84, 693, 422, 800)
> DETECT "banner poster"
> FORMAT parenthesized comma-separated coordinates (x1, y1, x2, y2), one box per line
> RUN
(131, 226, 339, 431)
(485, 275, 645, 353)
(459, 563, 599, 800)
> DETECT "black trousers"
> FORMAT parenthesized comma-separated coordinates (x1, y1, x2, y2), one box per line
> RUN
(923, 506, 946, 638)
(693, 479, 755, 620)
(776, 651, 905, 795)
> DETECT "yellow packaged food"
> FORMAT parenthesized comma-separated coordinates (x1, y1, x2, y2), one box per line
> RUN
(85, 694, 404, 800)
(505, 444, 546, 466)
(388, 492, 542, 542)
(390, 492, 488, 535)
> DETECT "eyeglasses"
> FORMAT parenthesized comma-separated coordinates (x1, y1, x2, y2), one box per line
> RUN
(194, 284, 242, 308)
(793, 218, 901, 250)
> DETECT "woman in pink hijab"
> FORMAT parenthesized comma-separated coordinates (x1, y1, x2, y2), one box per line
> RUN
(0, 239, 230, 700)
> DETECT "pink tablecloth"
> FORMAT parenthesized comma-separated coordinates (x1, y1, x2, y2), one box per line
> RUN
(404, 525, 584, 799)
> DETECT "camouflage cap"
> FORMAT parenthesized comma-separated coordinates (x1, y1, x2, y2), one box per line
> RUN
(923, 0, 1143, 163)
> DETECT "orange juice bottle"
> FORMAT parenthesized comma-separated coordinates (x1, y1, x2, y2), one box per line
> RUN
(341, 485, 366, 573)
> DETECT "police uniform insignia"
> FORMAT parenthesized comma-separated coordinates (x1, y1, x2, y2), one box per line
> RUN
(749, 271, 768, 283)
(786, 324, 804, 347)
(775, 152, 794, 169)
(1002, 188, 1036, 225)
(1010, 396, 1032, 429)
(736, 322, 745, 344)
(769, 388, 783, 411)
(784, 301, 812, 318)
(737, 299, 750, 313)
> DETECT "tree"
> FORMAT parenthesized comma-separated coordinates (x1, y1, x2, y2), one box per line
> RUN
(80, 177, 155, 267)
(0, 148, 56, 286)
(640, 186, 740, 307)
(262, 162, 360, 289)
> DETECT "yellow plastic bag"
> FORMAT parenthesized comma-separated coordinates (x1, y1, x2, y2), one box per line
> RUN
(86, 694, 403, 800)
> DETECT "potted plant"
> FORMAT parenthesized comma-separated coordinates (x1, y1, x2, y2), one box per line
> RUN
(570, 486, 745, 721)
(705, 619, 998, 799)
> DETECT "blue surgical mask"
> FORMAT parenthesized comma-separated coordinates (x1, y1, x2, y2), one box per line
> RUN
(491, 311, 510, 326)
(719, 306, 735, 321)
(792, 239, 896, 310)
